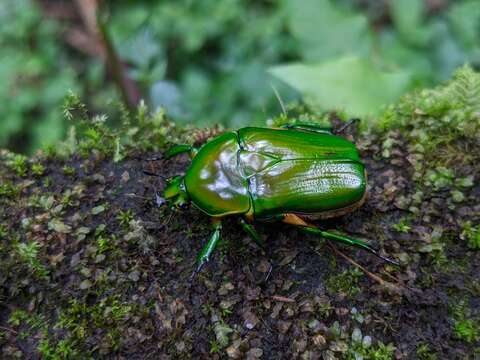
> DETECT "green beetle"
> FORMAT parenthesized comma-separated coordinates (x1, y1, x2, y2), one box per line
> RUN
(160, 123, 397, 276)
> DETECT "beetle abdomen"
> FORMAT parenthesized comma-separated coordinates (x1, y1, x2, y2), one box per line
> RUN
(249, 159, 366, 219)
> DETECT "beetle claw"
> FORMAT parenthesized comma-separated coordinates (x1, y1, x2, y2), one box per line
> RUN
(189, 262, 205, 282)
(373, 251, 400, 266)
(155, 192, 166, 207)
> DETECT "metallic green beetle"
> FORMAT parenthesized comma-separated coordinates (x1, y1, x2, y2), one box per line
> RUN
(161, 123, 397, 276)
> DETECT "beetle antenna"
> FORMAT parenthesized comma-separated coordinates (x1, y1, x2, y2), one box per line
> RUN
(133, 155, 163, 161)
(142, 170, 168, 181)
(144, 156, 163, 161)
(337, 118, 360, 133)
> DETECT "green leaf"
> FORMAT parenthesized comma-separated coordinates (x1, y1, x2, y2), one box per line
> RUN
(91, 205, 106, 215)
(448, 0, 480, 49)
(284, 0, 372, 61)
(269, 56, 412, 117)
(48, 219, 72, 234)
(390, 0, 432, 47)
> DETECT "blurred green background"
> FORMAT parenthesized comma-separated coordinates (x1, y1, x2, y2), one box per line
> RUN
(2, 0, 480, 154)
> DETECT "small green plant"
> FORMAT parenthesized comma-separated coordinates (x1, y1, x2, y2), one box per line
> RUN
(38, 338, 77, 360)
(7, 154, 28, 177)
(31, 163, 45, 177)
(8, 309, 46, 334)
(62, 165, 76, 177)
(97, 235, 113, 254)
(326, 267, 363, 298)
(451, 301, 479, 343)
(416, 343, 437, 360)
(0, 224, 7, 240)
(117, 209, 134, 229)
(454, 319, 478, 343)
(0, 182, 20, 198)
(348, 339, 396, 360)
(15, 240, 48, 278)
(209, 340, 220, 354)
(392, 216, 412, 233)
(461, 221, 480, 250)
(424, 167, 454, 191)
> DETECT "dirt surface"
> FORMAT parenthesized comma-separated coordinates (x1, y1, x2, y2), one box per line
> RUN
(0, 124, 479, 359)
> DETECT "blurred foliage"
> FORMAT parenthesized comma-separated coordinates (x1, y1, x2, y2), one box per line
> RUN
(0, 0, 77, 153)
(2, 0, 480, 153)
(105, 0, 298, 128)
(271, 0, 480, 116)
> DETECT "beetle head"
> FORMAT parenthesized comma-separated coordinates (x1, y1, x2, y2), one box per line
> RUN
(164, 175, 190, 207)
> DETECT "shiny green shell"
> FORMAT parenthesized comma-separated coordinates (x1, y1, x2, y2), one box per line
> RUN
(183, 127, 366, 220)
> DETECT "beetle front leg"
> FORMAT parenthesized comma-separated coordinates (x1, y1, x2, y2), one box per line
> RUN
(190, 219, 222, 280)
(165, 144, 198, 159)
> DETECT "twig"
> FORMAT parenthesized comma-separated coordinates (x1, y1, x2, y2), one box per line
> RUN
(67, 0, 141, 110)
(327, 242, 402, 293)
(271, 295, 295, 303)
(0, 326, 18, 335)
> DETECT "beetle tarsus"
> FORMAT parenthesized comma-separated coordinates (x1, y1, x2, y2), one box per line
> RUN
(155, 192, 166, 207)
(189, 262, 205, 282)
(336, 118, 360, 133)
(367, 248, 400, 266)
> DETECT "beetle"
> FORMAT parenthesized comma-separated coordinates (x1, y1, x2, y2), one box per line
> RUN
(157, 122, 397, 277)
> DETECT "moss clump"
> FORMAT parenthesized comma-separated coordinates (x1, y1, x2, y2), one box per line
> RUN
(379, 65, 480, 147)
(377, 65, 480, 206)
(460, 221, 480, 250)
(450, 300, 479, 343)
(326, 268, 363, 298)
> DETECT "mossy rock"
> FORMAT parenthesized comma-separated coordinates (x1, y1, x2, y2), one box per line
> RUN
(1, 68, 479, 359)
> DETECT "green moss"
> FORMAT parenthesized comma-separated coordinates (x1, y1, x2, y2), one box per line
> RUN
(461, 221, 480, 250)
(6, 154, 28, 177)
(454, 319, 478, 343)
(117, 209, 134, 229)
(38, 338, 78, 360)
(14, 240, 49, 278)
(392, 216, 412, 233)
(0, 182, 21, 198)
(378, 65, 480, 210)
(450, 300, 479, 343)
(31, 163, 45, 177)
(416, 343, 437, 360)
(326, 268, 363, 298)
(347, 340, 396, 360)
(62, 165, 76, 177)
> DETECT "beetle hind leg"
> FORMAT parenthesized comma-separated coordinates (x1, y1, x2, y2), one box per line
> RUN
(282, 214, 398, 266)
(190, 219, 222, 280)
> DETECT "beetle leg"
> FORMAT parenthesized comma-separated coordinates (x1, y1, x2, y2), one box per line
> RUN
(165, 144, 198, 159)
(190, 219, 222, 280)
(282, 214, 398, 266)
(238, 218, 264, 249)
